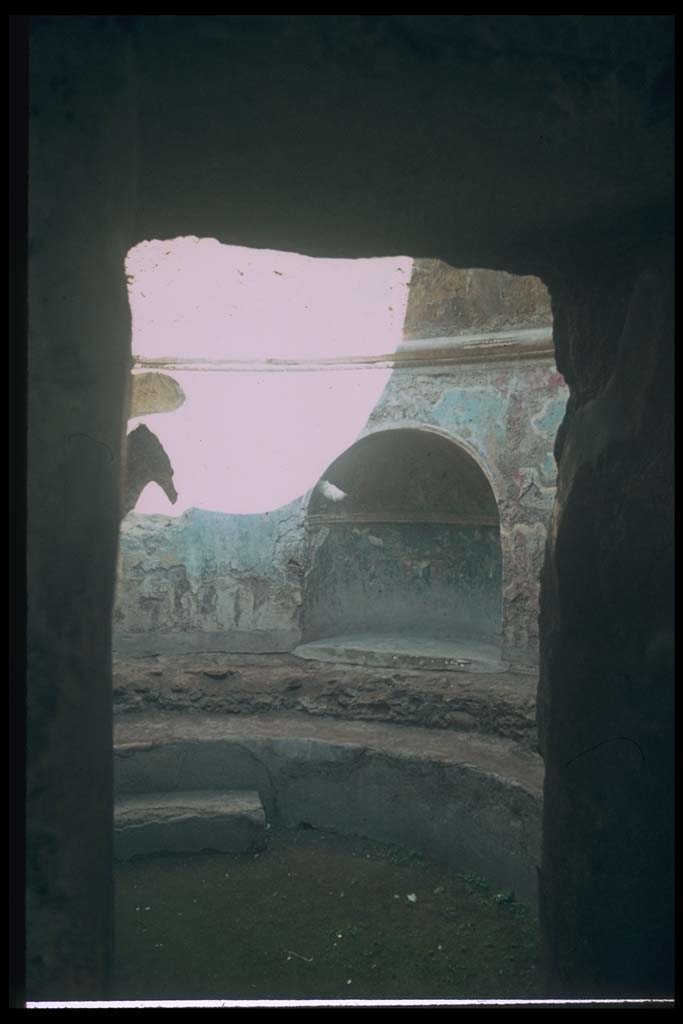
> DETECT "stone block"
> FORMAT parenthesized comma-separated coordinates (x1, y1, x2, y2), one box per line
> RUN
(114, 789, 267, 860)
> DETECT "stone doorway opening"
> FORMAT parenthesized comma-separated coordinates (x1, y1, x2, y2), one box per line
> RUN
(111, 244, 557, 970)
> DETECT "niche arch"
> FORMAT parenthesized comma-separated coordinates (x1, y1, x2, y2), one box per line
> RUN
(351, 419, 505, 509)
(302, 427, 503, 646)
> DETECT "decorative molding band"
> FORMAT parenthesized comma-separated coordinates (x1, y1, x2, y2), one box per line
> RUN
(132, 327, 554, 374)
(306, 512, 500, 528)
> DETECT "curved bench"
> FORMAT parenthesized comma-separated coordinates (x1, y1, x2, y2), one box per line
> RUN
(114, 712, 543, 907)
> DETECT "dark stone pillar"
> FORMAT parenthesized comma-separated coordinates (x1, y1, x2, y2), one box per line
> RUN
(537, 241, 674, 997)
(27, 18, 135, 999)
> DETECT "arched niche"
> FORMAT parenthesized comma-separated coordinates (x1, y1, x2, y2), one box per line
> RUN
(302, 428, 502, 646)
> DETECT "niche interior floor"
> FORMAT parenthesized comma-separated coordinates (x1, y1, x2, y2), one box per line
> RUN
(113, 652, 538, 748)
(293, 633, 507, 674)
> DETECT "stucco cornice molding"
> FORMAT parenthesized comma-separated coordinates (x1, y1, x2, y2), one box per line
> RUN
(132, 326, 555, 373)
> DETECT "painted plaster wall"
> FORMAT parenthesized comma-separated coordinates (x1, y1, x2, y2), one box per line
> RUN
(114, 501, 306, 656)
(303, 522, 502, 641)
(114, 265, 564, 664)
(362, 361, 568, 665)
(114, 356, 566, 664)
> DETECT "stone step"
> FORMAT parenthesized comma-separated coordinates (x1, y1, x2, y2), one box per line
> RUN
(114, 789, 267, 860)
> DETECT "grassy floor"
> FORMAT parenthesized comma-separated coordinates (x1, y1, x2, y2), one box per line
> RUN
(114, 825, 539, 1001)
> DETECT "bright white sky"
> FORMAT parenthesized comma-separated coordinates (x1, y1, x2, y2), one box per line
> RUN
(126, 238, 413, 515)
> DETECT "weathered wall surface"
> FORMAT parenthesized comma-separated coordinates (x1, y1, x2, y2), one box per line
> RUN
(537, 246, 674, 997)
(129, 371, 185, 418)
(300, 269, 562, 663)
(115, 268, 563, 666)
(115, 354, 564, 665)
(115, 502, 306, 656)
(303, 425, 504, 646)
(303, 522, 502, 641)
(115, 351, 565, 665)
(26, 17, 135, 1001)
(405, 260, 553, 339)
(360, 360, 566, 665)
